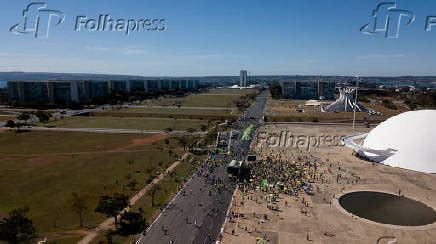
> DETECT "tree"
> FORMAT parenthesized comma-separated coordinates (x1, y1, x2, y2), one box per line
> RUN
(5, 120, 16, 128)
(118, 211, 146, 235)
(95, 194, 129, 227)
(177, 138, 188, 151)
(127, 179, 138, 191)
(270, 82, 282, 99)
(127, 159, 134, 173)
(51, 206, 62, 229)
(150, 185, 161, 207)
(17, 113, 31, 126)
(0, 207, 36, 244)
(35, 111, 51, 124)
(71, 192, 88, 228)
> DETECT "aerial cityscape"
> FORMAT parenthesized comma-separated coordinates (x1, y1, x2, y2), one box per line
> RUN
(0, 1, 436, 244)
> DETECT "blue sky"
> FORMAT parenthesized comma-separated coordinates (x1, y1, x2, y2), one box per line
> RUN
(1, 0, 436, 76)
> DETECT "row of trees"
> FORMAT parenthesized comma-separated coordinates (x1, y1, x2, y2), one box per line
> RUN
(5, 111, 52, 128)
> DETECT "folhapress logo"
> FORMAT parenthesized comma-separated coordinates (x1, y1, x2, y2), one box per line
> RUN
(361, 2, 415, 38)
(10, 2, 65, 39)
(10, 2, 166, 39)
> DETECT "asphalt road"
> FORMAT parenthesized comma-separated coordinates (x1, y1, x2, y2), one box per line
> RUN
(14, 126, 206, 135)
(137, 91, 268, 244)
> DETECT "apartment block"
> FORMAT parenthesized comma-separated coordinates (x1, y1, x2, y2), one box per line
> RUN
(7, 80, 199, 104)
(281, 80, 336, 100)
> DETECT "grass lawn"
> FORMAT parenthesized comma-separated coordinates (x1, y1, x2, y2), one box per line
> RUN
(97, 107, 238, 120)
(117, 107, 236, 116)
(92, 109, 238, 121)
(90, 89, 258, 121)
(43, 116, 209, 131)
(0, 131, 197, 236)
(147, 89, 258, 108)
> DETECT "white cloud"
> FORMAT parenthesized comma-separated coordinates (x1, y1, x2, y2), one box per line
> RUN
(85, 46, 111, 52)
(0, 52, 49, 58)
(356, 54, 407, 59)
(85, 46, 146, 55)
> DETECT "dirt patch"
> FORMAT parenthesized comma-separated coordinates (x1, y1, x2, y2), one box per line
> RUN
(116, 133, 168, 151)
(26, 155, 62, 166)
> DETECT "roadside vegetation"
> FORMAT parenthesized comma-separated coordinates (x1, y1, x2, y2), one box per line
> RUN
(93, 154, 205, 243)
(0, 131, 197, 240)
(269, 82, 282, 99)
(42, 116, 209, 132)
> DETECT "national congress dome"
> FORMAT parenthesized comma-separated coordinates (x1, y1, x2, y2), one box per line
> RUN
(362, 110, 436, 173)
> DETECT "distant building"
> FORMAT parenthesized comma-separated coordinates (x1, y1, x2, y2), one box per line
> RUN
(324, 87, 370, 112)
(0, 88, 7, 105)
(281, 80, 335, 100)
(7, 80, 199, 104)
(240, 70, 248, 87)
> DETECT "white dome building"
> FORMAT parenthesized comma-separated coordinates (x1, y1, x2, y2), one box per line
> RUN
(362, 110, 436, 173)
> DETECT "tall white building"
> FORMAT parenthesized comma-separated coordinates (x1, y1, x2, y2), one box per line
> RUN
(240, 70, 248, 87)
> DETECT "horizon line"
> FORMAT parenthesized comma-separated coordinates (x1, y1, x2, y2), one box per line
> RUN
(1, 71, 436, 79)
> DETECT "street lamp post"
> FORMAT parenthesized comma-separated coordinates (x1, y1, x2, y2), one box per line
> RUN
(352, 76, 360, 133)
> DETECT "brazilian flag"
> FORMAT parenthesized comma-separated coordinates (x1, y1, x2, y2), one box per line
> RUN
(260, 179, 268, 191)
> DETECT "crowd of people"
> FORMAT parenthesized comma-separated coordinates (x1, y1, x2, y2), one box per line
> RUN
(241, 155, 318, 197)
(223, 125, 372, 243)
